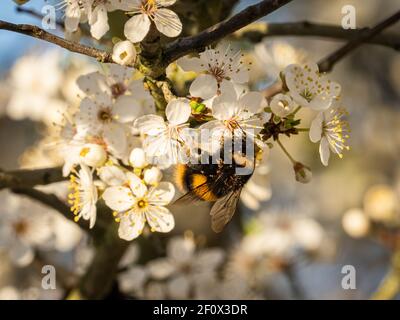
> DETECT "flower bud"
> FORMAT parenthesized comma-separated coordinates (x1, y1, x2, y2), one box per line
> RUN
(342, 209, 370, 238)
(112, 40, 137, 66)
(143, 167, 163, 186)
(129, 148, 147, 168)
(270, 93, 296, 118)
(79, 144, 107, 167)
(293, 162, 312, 183)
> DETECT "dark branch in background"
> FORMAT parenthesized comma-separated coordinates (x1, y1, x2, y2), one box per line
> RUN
(0, 167, 63, 189)
(236, 21, 400, 50)
(0, 20, 113, 63)
(163, 0, 293, 65)
(318, 10, 400, 72)
(11, 187, 88, 230)
(264, 10, 400, 98)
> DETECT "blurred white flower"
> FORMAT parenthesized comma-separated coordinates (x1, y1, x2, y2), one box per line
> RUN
(68, 164, 98, 228)
(254, 40, 306, 81)
(148, 236, 224, 299)
(135, 98, 193, 168)
(342, 208, 370, 238)
(284, 62, 341, 111)
(63, 0, 87, 34)
(0, 192, 53, 267)
(178, 45, 249, 99)
(270, 93, 297, 118)
(123, 0, 182, 43)
(112, 40, 137, 66)
(309, 106, 350, 166)
(102, 173, 175, 240)
(6, 50, 65, 124)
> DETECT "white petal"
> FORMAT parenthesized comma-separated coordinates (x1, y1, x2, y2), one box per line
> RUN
(134, 115, 166, 136)
(189, 74, 218, 99)
(77, 72, 107, 97)
(103, 186, 135, 211)
(118, 212, 146, 241)
(145, 206, 175, 233)
(165, 98, 191, 125)
(319, 136, 330, 166)
(154, 8, 182, 38)
(177, 56, 205, 73)
(103, 123, 128, 157)
(309, 112, 323, 142)
(239, 91, 263, 114)
(230, 68, 249, 83)
(212, 99, 237, 120)
(156, 0, 177, 6)
(65, 5, 81, 32)
(148, 182, 175, 205)
(89, 5, 109, 40)
(98, 165, 127, 186)
(124, 14, 151, 43)
(121, 172, 146, 199)
(113, 96, 141, 123)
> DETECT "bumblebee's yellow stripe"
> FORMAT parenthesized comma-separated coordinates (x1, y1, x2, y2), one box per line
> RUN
(191, 174, 218, 201)
(174, 164, 187, 193)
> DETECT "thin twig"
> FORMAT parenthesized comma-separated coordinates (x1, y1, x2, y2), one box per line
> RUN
(318, 10, 400, 72)
(236, 21, 400, 50)
(0, 20, 113, 63)
(163, 0, 293, 65)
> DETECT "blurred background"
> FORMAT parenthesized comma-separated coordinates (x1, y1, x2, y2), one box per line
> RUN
(0, 0, 399, 299)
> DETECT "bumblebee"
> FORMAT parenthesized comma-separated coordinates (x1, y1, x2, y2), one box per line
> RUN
(174, 136, 257, 232)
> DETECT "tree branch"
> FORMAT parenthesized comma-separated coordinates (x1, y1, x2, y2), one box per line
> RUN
(163, 0, 293, 65)
(0, 20, 113, 63)
(0, 167, 64, 190)
(264, 10, 400, 98)
(11, 187, 88, 230)
(318, 10, 400, 72)
(236, 21, 400, 50)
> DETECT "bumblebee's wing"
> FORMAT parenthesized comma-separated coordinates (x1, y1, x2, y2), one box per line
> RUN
(210, 188, 242, 233)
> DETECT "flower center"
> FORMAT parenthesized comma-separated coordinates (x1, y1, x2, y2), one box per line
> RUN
(111, 83, 126, 98)
(141, 0, 158, 15)
(224, 118, 240, 132)
(323, 108, 350, 158)
(209, 66, 226, 83)
(300, 89, 314, 102)
(97, 107, 113, 123)
(13, 220, 28, 236)
(137, 198, 148, 209)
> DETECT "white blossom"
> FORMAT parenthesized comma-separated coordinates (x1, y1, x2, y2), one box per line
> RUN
(178, 45, 249, 99)
(68, 164, 98, 228)
(284, 62, 341, 110)
(102, 173, 175, 240)
(134, 98, 193, 168)
(270, 93, 297, 118)
(309, 106, 350, 166)
(123, 0, 182, 43)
